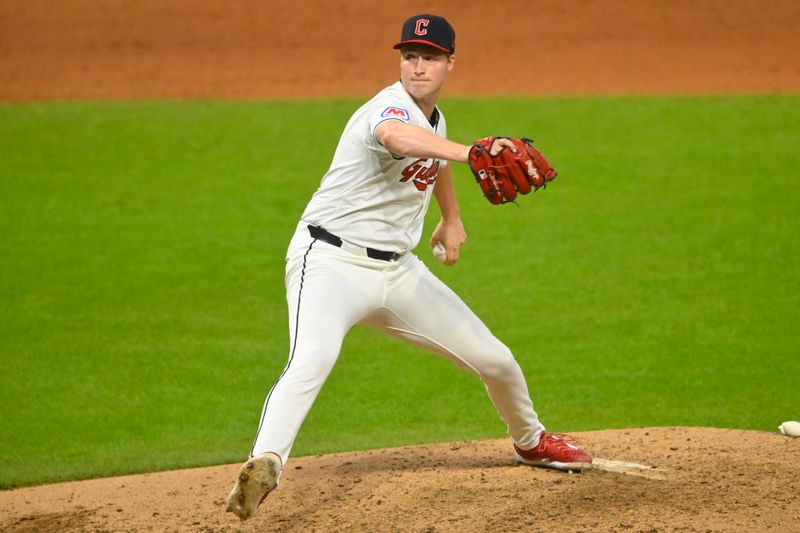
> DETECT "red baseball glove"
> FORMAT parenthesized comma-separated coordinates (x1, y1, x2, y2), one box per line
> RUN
(467, 137, 557, 205)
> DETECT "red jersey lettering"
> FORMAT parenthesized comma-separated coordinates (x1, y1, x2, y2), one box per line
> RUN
(399, 159, 440, 191)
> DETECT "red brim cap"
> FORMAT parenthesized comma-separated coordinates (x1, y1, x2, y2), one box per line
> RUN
(393, 39, 452, 53)
(393, 14, 455, 54)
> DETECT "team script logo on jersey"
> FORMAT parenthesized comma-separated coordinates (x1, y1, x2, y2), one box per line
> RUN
(380, 106, 410, 122)
(400, 158, 440, 191)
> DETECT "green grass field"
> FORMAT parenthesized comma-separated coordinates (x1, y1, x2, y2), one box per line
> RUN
(1, 95, 798, 488)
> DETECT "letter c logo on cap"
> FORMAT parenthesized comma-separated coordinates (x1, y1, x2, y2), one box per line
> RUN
(415, 19, 429, 36)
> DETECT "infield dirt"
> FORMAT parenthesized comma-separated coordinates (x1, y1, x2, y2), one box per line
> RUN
(1, 1, 799, 531)
(2, 428, 799, 532)
(1, 0, 799, 99)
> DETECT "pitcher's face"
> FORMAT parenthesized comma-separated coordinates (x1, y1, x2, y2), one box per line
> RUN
(399, 44, 454, 102)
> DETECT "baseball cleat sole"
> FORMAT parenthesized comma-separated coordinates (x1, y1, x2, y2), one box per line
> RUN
(226, 453, 281, 521)
(515, 452, 593, 472)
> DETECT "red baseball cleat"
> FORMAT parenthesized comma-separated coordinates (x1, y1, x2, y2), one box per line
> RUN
(514, 432, 592, 471)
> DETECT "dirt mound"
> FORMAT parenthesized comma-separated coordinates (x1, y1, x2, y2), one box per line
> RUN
(1, 0, 799, 100)
(1, 427, 798, 532)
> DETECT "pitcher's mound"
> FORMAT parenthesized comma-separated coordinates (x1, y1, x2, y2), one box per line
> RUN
(1, 427, 799, 532)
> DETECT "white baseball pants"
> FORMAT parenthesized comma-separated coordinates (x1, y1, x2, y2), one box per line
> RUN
(251, 223, 545, 466)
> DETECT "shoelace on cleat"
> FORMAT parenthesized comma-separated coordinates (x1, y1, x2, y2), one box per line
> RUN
(536, 433, 580, 452)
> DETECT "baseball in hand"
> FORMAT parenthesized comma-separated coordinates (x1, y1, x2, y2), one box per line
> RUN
(779, 421, 800, 437)
(432, 242, 447, 263)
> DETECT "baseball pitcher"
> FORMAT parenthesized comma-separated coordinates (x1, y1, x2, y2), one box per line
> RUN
(226, 14, 591, 521)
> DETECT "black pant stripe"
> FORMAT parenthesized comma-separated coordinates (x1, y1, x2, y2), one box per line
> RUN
(250, 238, 317, 456)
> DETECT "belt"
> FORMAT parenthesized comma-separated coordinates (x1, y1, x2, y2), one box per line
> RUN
(308, 225, 402, 262)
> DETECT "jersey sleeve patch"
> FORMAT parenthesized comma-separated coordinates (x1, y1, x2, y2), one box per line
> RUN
(380, 106, 411, 121)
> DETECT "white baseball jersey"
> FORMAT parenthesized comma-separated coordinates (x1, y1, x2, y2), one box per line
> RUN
(300, 81, 448, 253)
